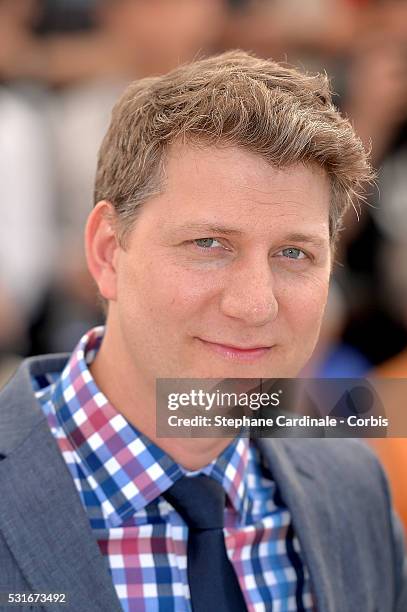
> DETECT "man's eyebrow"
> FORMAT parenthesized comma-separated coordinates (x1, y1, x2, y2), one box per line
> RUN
(167, 222, 244, 236)
(281, 232, 328, 248)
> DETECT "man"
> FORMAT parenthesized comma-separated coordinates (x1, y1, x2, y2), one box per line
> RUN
(0, 51, 405, 612)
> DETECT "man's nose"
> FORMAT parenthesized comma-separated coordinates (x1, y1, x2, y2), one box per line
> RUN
(219, 255, 279, 327)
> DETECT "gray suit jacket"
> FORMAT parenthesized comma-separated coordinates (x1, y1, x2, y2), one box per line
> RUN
(0, 355, 406, 612)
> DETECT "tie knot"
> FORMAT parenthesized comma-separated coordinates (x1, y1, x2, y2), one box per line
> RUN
(163, 475, 225, 530)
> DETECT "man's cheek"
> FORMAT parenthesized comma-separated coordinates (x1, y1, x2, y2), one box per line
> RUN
(284, 295, 327, 349)
(157, 271, 211, 307)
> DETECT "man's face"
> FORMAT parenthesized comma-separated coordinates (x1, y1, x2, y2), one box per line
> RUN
(108, 144, 331, 384)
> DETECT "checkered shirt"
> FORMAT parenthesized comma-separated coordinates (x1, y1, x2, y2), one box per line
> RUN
(33, 327, 315, 612)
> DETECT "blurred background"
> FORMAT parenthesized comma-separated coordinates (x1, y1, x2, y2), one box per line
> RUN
(1, 0, 407, 527)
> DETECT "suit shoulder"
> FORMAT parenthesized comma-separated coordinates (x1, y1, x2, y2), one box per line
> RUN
(282, 437, 381, 467)
(279, 438, 389, 498)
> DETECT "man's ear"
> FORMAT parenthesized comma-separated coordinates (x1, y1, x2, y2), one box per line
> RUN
(85, 201, 120, 302)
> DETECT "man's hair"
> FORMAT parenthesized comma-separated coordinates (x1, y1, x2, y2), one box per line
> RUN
(95, 50, 373, 246)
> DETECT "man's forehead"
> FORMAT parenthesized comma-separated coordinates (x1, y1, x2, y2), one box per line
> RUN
(123, 142, 331, 250)
(162, 141, 330, 196)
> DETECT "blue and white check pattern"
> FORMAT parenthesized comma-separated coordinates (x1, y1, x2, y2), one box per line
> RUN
(33, 327, 315, 612)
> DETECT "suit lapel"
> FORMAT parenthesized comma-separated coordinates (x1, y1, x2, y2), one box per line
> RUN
(0, 417, 122, 612)
(257, 439, 346, 612)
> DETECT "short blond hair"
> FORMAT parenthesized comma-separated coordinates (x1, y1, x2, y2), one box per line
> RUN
(95, 50, 373, 245)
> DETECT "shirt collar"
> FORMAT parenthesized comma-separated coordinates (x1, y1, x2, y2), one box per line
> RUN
(49, 327, 250, 525)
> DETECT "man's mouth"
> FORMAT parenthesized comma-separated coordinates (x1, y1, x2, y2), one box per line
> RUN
(196, 338, 273, 362)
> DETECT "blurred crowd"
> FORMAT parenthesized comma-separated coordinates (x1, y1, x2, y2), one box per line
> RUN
(1, 0, 407, 523)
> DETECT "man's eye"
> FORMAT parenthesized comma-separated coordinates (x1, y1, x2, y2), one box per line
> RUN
(279, 247, 307, 260)
(193, 238, 222, 249)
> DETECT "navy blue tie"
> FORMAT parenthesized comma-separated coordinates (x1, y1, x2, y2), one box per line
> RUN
(163, 475, 247, 612)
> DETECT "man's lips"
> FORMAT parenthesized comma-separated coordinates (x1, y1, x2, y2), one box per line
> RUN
(196, 337, 273, 361)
